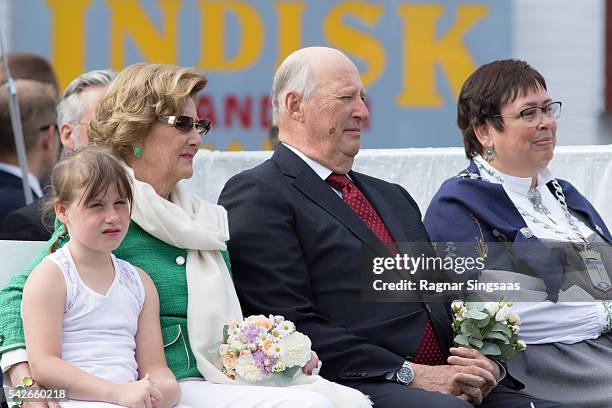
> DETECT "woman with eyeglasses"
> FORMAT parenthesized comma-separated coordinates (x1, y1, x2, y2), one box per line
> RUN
(424, 59, 612, 407)
(0, 63, 373, 407)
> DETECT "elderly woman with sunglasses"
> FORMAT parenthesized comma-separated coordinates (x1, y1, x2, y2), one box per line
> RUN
(0, 63, 374, 408)
(424, 59, 612, 407)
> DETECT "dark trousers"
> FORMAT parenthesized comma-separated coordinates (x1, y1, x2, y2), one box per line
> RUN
(342, 381, 582, 408)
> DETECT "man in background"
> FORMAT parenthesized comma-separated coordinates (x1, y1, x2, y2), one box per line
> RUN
(0, 80, 58, 226)
(55, 69, 114, 151)
(0, 69, 115, 240)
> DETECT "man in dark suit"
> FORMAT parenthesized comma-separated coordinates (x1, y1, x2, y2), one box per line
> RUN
(0, 80, 58, 227)
(0, 69, 115, 240)
(219, 47, 574, 407)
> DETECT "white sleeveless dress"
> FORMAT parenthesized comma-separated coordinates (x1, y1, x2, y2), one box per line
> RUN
(46, 245, 145, 407)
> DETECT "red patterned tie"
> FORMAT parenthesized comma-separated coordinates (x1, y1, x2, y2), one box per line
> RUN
(326, 173, 445, 365)
(412, 319, 446, 365)
(326, 173, 397, 253)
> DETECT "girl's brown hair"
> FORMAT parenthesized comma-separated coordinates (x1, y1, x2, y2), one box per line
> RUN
(45, 145, 133, 252)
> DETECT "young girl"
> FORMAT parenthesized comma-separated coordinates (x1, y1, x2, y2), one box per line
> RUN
(21, 145, 181, 408)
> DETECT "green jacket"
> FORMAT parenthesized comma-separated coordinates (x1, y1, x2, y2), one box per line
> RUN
(0, 220, 231, 380)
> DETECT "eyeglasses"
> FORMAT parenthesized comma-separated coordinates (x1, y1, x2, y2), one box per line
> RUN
(491, 101, 562, 127)
(158, 115, 211, 136)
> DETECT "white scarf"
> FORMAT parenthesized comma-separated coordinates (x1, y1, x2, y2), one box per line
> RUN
(127, 168, 371, 408)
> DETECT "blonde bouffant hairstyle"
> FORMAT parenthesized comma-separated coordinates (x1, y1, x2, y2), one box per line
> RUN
(89, 63, 207, 161)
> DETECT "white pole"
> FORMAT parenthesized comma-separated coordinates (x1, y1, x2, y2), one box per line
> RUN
(0, 28, 33, 205)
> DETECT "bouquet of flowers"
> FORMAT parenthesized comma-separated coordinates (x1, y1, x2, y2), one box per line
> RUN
(451, 298, 526, 362)
(217, 315, 312, 385)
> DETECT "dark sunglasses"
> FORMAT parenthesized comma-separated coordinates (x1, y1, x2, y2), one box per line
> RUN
(158, 115, 211, 136)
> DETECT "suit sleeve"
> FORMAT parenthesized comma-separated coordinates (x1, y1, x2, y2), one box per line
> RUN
(0, 209, 49, 241)
(219, 172, 405, 381)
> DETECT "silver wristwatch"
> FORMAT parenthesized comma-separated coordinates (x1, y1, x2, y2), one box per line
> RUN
(393, 360, 414, 385)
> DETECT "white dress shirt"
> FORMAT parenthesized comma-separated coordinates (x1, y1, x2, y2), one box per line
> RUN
(474, 155, 606, 344)
(283, 143, 346, 198)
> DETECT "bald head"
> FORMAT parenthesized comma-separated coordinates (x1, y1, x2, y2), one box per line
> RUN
(271, 47, 356, 126)
(271, 47, 368, 174)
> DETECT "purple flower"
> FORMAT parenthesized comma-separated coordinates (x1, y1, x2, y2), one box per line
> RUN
(241, 325, 261, 344)
(251, 349, 277, 376)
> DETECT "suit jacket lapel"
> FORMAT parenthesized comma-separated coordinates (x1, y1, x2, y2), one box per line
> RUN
(273, 146, 383, 253)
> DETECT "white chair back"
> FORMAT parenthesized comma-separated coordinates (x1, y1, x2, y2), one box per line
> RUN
(0, 240, 47, 288)
(0, 240, 46, 406)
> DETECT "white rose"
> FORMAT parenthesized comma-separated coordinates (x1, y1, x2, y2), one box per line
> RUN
(495, 304, 512, 322)
(508, 312, 521, 326)
(516, 340, 527, 350)
(457, 307, 469, 321)
(455, 308, 467, 322)
(236, 354, 263, 382)
(279, 332, 312, 367)
(483, 302, 499, 316)
(451, 300, 464, 314)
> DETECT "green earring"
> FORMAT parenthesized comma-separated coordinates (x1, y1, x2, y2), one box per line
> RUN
(134, 147, 142, 158)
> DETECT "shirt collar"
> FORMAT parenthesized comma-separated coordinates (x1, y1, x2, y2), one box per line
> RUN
(474, 155, 555, 196)
(0, 162, 43, 197)
(282, 143, 335, 181)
